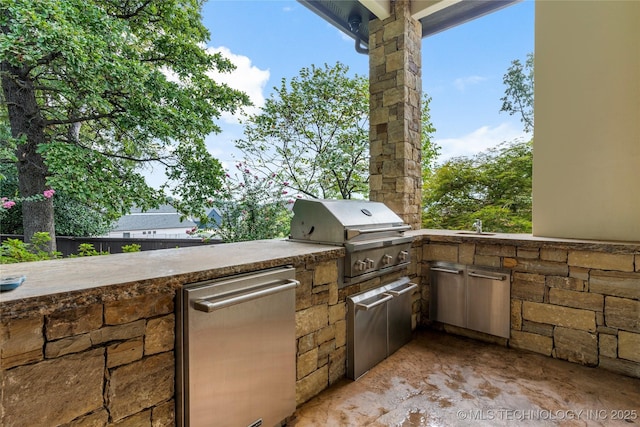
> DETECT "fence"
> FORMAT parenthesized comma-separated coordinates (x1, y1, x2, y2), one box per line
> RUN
(0, 235, 221, 257)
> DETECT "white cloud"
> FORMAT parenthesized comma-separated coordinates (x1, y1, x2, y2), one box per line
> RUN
(205, 46, 270, 124)
(436, 122, 529, 162)
(453, 75, 487, 91)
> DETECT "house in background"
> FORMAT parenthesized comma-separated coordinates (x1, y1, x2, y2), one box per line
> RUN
(106, 205, 199, 239)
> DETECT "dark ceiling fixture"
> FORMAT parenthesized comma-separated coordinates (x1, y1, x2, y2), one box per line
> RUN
(297, 0, 521, 54)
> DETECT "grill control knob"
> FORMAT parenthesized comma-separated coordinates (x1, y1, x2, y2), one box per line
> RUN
(365, 258, 375, 269)
(398, 250, 409, 262)
(382, 254, 393, 265)
(355, 260, 367, 271)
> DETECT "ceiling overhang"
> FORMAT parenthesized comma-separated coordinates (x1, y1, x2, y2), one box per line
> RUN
(297, 0, 521, 48)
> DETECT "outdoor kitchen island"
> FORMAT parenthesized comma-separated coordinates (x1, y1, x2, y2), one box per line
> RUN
(0, 236, 419, 427)
(1, 230, 638, 426)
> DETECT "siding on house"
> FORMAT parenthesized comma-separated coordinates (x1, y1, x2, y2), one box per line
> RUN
(107, 205, 198, 239)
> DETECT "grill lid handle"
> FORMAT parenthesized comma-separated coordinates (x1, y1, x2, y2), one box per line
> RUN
(346, 225, 411, 240)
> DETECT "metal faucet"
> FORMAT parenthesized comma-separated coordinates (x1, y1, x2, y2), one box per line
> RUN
(472, 219, 482, 234)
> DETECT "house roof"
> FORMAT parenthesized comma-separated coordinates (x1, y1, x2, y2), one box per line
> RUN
(297, 0, 520, 48)
(112, 205, 197, 232)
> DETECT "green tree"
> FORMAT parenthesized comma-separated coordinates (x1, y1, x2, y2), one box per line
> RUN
(198, 162, 292, 243)
(235, 62, 369, 200)
(421, 93, 439, 175)
(421, 93, 440, 214)
(1, 0, 250, 250)
(422, 140, 532, 233)
(501, 53, 534, 133)
(1, 164, 112, 236)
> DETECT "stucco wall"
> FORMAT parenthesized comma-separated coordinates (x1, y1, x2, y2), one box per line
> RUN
(533, 1, 640, 241)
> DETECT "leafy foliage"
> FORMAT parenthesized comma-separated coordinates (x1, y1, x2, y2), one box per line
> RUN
(235, 62, 369, 200)
(70, 243, 107, 257)
(0, 232, 60, 263)
(422, 140, 532, 233)
(501, 53, 534, 133)
(121, 243, 141, 253)
(1, 0, 250, 244)
(0, 164, 112, 236)
(421, 93, 440, 176)
(198, 163, 294, 243)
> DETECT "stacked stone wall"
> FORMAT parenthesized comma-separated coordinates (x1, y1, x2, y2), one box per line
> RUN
(0, 247, 423, 425)
(421, 238, 640, 378)
(294, 248, 422, 406)
(0, 289, 176, 426)
(368, 0, 422, 228)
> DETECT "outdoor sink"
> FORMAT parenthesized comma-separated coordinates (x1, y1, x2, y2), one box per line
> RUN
(456, 231, 496, 236)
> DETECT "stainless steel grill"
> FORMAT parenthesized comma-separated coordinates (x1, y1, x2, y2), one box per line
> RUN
(290, 199, 412, 286)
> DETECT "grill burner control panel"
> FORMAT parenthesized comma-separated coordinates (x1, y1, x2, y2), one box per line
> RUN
(345, 244, 411, 278)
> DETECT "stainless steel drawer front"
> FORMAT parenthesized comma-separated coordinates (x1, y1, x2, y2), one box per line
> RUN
(430, 264, 466, 328)
(430, 262, 511, 339)
(179, 267, 298, 427)
(467, 269, 510, 338)
(347, 277, 416, 380)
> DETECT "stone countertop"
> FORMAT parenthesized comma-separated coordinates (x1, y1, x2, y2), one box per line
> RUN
(2, 230, 638, 318)
(0, 239, 343, 318)
(409, 229, 640, 253)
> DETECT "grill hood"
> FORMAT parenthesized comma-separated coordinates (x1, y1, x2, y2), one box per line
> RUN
(289, 199, 410, 245)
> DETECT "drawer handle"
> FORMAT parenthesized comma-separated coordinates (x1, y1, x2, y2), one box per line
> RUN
(387, 283, 418, 296)
(431, 267, 463, 274)
(355, 294, 393, 311)
(194, 279, 299, 312)
(468, 272, 506, 281)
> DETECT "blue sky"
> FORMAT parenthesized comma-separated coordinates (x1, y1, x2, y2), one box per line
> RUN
(194, 0, 534, 173)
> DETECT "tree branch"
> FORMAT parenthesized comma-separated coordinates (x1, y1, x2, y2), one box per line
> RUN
(44, 111, 122, 126)
(111, 0, 154, 19)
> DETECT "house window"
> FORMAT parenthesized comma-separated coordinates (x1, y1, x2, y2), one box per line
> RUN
(142, 231, 146, 235)
(123, 232, 130, 238)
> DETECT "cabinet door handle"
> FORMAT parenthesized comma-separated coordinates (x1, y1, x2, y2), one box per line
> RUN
(355, 294, 393, 311)
(194, 279, 299, 312)
(431, 267, 463, 274)
(387, 283, 418, 296)
(468, 272, 506, 281)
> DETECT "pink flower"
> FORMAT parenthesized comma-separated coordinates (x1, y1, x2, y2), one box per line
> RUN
(43, 189, 55, 199)
(282, 190, 288, 195)
(2, 200, 16, 209)
(283, 182, 289, 186)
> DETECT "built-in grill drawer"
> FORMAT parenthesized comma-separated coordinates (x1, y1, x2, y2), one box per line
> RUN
(347, 277, 417, 380)
(430, 262, 511, 338)
(177, 267, 298, 427)
(430, 263, 466, 328)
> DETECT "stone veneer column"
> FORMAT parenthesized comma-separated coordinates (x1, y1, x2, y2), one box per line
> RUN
(368, 0, 422, 228)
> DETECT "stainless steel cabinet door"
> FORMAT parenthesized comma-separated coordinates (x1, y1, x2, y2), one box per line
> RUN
(430, 264, 466, 328)
(182, 268, 297, 427)
(347, 291, 393, 380)
(466, 269, 510, 338)
(386, 279, 418, 355)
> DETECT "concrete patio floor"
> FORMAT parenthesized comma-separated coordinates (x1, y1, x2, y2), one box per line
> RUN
(289, 330, 639, 426)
